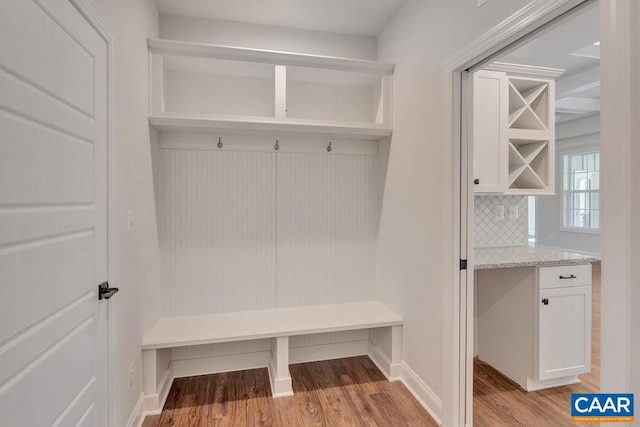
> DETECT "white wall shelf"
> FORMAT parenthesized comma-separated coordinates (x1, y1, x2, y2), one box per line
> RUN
(148, 114, 392, 140)
(148, 39, 395, 74)
(148, 39, 393, 141)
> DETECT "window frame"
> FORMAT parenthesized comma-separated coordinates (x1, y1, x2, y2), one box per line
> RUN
(560, 146, 601, 235)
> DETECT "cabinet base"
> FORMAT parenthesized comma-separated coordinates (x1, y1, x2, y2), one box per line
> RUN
(525, 375, 580, 391)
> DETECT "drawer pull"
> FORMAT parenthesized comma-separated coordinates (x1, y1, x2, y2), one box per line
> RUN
(559, 274, 577, 280)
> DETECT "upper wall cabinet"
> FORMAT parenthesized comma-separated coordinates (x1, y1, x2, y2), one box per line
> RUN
(147, 39, 393, 141)
(473, 64, 562, 195)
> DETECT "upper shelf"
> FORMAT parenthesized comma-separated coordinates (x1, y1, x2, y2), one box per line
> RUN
(148, 114, 392, 140)
(148, 39, 394, 140)
(148, 39, 395, 75)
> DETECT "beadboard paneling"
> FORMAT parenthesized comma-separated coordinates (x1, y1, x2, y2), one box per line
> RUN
(277, 153, 377, 307)
(171, 339, 272, 361)
(289, 330, 370, 348)
(159, 149, 277, 316)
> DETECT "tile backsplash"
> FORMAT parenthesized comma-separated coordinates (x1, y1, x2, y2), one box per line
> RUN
(474, 195, 528, 248)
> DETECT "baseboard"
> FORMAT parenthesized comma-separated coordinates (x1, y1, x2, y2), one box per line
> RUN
(125, 393, 145, 427)
(400, 362, 442, 426)
(525, 375, 580, 391)
(290, 340, 368, 364)
(367, 341, 402, 380)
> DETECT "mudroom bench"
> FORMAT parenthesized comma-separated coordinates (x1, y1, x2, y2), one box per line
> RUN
(141, 301, 403, 413)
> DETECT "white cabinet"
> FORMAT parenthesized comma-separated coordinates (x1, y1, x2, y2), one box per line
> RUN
(537, 264, 591, 381)
(472, 70, 508, 193)
(473, 67, 557, 195)
(476, 263, 592, 391)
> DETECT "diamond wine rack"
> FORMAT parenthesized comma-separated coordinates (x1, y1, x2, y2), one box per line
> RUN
(506, 77, 553, 192)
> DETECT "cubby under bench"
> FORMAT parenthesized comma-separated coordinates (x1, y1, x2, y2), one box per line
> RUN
(141, 301, 403, 413)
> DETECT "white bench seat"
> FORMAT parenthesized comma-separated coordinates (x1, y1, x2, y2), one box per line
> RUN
(141, 300, 403, 414)
(143, 300, 402, 350)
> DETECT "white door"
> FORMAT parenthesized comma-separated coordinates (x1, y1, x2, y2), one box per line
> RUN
(0, 0, 109, 425)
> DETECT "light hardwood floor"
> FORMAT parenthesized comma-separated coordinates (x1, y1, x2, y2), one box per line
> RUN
(473, 261, 601, 426)
(143, 356, 438, 426)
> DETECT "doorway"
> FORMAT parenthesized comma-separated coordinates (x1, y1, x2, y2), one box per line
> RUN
(442, 0, 609, 425)
(470, 4, 601, 425)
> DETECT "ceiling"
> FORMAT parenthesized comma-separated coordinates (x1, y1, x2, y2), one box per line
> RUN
(499, 5, 599, 76)
(493, 4, 600, 125)
(154, 0, 407, 36)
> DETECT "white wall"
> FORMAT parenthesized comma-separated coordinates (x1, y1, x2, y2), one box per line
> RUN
(160, 15, 377, 60)
(535, 122, 601, 257)
(91, 1, 161, 426)
(375, 0, 531, 417)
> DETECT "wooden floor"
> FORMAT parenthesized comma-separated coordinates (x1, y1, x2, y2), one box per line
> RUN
(143, 356, 438, 426)
(473, 261, 601, 427)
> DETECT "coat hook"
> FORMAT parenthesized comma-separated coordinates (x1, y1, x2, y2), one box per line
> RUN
(274, 139, 280, 151)
(217, 137, 223, 149)
(327, 141, 332, 152)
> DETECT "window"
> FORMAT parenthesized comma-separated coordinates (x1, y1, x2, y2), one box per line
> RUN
(563, 151, 600, 232)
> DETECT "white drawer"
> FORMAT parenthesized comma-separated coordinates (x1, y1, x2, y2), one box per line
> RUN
(538, 264, 592, 289)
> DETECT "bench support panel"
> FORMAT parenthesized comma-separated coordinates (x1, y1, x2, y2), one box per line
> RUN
(142, 348, 173, 414)
(269, 336, 294, 397)
(368, 325, 403, 380)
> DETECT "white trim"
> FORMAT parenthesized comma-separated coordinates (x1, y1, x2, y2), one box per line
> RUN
(147, 38, 394, 74)
(66, 2, 117, 427)
(525, 375, 580, 391)
(484, 62, 566, 78)
(556, 131, 600, 146)
(599, 0, 636, 396)
(560, 225, 601, 235)
(556, 65, 599, 99)
(125, 393, 144, 427)
(560, 226, 602, 235)
(442, 1, 591, 425)
(367, 341, 402, 380)
(400, 362, 443, 426)
(559, 149, 601, 234)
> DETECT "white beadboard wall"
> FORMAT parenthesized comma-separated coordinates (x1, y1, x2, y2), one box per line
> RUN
(277, 152, 378, 307)
(156, 135, 379, 320)
(155, 141, 380, 368)
(158, 148, 277, 316)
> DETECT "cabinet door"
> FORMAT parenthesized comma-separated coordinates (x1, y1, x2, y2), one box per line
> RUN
(537, 285, 591, 381)
(472, 70, 508, 193)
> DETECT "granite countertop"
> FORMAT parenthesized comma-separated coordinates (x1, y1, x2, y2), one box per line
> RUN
(474, 246, 597, 269)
